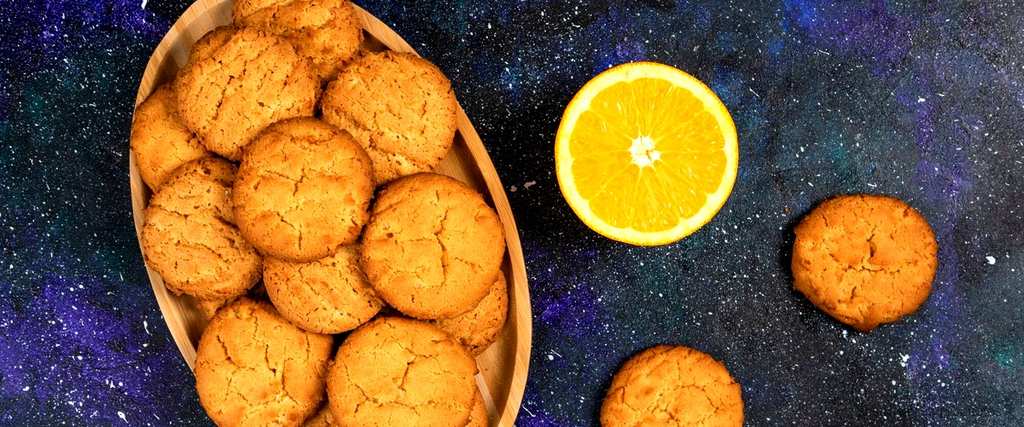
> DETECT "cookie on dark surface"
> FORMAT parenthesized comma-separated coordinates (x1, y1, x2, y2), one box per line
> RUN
(792, 194, 938, 331)
(601, 345, 744, 427)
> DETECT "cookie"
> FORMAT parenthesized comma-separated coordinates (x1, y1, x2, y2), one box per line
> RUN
(466, 390, 488, 427)
(131, 84, 208, 190)
(326, 317, 478, 427)
(303, 407, 334, 427)
(361, 173, 505, 319)
(264, 245, 383, 334)
(233, 118, 374, 261)
(195, 298, 333, 427)
(141, 158, 262, 300)
(176, 27, 319, 160)
(433, 274, 508, 355)
(189, 25, 236, 63)
(322, 51, 458, 182)
(792, 194, 938, 331)
(234, 0, 363, 80)
(600, 345, 744, 427)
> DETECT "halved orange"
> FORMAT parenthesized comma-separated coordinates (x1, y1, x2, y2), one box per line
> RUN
(555, 62, 738, 246)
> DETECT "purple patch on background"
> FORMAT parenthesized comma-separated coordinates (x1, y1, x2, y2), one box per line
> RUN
(782, 0, 912, 71)
(538, 283, 604, 340)
(0, 272, 189, 424)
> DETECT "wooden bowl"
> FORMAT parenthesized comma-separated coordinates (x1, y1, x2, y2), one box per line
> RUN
(128, 1, 532, 425)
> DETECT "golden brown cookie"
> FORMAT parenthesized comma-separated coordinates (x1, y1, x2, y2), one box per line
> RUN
(433, 274, 508, 355)
(233, 0, 363, 80)
(264, 245, 383, 334)
(141, 158, 262, 300)
(361, 173, 505, 319)
(322, 51, 457, 183)
(131, 84, 208, 190)
(233, 118, 374, 261)
(176, 27, 319, 160)
(302, 407, 334, 427)
(601, 346, 744, 427)
(196, 298, 333, 427)
(326, 317, 478, 427)
(189, 26, 236, 63)
(792, 194, 938, 331)
(466, 390, 488, 427)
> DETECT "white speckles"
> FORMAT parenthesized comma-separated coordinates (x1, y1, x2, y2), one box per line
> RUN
(917, 97, 926, 103)
(117, 411, 127, 423)
(986, 256, 996, 265)
(900, 354, 910, 367)
(142, 320, 150, 335)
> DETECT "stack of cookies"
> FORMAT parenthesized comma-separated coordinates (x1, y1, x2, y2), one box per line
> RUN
(132, 1, 507, 425)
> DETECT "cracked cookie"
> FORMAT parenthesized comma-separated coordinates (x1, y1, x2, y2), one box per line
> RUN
(141, 158, 262, 300)
(233, 0, 363, 80)
(792, 194, 937, 331)
(131, 84, 208, 190)
(176, 26, 319, 160)
(195, 298, 333, 427)
(321, 51, 458, 183)
(233, 118, 375, 262)
(265, 245, 383, 334)
(433, 274, 508, 355)
(361, 173, 505, 319)
(601, 345, 744, 427)
(326, 317, 478, 427)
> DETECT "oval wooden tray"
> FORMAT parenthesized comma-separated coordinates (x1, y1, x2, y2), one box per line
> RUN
(128, 1, 531, 425)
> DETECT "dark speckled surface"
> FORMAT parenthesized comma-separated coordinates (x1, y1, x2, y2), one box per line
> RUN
(1, 0, 1023, 425)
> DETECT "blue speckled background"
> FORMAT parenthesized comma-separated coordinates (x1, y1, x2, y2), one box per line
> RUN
(1, 0, 1023, 425)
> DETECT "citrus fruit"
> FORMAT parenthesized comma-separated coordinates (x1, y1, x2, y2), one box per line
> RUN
(555, 61, 738, 246)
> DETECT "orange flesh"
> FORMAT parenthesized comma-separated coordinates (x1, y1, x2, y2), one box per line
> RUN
(568, 78, 726, 232)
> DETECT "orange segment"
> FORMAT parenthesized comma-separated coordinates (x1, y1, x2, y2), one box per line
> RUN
(555, 62, 738, 246)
